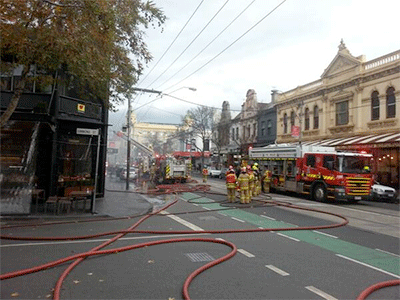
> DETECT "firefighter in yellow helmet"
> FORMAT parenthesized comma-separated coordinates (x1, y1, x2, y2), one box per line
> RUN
(252, 163, 261, 196)
(237, 167, 250, 204)
(247, 165, 254, 202)
(202, 166, 209, 183)
(263, 168, 272, 193)
(225, 168, 237, 203)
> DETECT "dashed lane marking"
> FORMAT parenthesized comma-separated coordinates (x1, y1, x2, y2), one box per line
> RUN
(336, 254, 400, 279)
(276, 233, 300, 242)
(375, 248, 400, 258)
(305, 286, 338, 300)
(313, 230, 338, 239)
(160, 211, 204, 231)
(237, 249, 255, 257)
(265, 265, 290, 276)
(260, 215, 276, 220)
(231, 217, 245, 223)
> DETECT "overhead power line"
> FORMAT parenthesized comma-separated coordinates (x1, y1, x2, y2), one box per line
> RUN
(164, 0, 287, 91)
(158, 0, 257, 92)
(145, 0, 231, 89)
(137, 0, 205, 86)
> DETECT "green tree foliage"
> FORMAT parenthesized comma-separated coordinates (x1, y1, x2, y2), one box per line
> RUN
(0, 0, 166, 127)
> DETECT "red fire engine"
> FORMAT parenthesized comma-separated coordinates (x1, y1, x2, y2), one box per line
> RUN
(249, 144, 373, 202)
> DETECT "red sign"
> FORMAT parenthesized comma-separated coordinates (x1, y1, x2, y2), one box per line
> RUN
(291, 126, 300, 138)
(186, 144, 191, 150)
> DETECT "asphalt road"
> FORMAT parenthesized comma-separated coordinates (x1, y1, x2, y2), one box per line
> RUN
(1, 176, 399, 300)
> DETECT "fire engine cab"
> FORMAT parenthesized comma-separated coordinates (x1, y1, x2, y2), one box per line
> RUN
(249, 144, 373, 202)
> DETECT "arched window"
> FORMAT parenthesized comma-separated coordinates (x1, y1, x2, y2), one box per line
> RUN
(283, 113, 288, 134)
(290, 111, 295, 128)
(304, 107, 310, 130)
(386, 87, 396, 118)
(313, 106, 319, 129)
(267, 120, 272, 136)
(371, 91, 380, 121)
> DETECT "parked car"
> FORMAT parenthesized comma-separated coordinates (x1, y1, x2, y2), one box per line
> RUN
(207, 167, 221, 178)
(370, 182, 397, 202)
(120, 169, 138, 181)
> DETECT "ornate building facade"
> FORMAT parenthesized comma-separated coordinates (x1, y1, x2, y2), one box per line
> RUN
(276, 41, 400, 188)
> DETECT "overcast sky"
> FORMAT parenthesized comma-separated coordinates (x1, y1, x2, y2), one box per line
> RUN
(109, 0, 400, 130)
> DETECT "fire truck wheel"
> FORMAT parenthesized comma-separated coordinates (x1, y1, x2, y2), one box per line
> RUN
(313, 184, 327, 202)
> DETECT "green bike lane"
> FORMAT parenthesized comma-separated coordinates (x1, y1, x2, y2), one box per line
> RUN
(181, 192, 400, 277)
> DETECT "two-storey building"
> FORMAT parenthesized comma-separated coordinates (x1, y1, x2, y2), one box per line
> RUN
(276, 40, 399, 188)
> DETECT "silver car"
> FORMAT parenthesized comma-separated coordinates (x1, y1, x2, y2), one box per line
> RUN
(371, 182, 397, 201)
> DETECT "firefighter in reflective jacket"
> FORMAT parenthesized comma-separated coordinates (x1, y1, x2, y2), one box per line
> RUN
(252, 164, 261, 196)
(226, 169, 237, 203)
(202, 167, 209, 183)
(237, 167, 250, 204)
(263, 169, 272, 193)
(247, 165, 254, 201)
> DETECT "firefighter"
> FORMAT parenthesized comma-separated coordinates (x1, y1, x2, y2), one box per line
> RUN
(252, 163, 261, 196)
(202, 166, 209, 183)
(247, 165, 254, 201)
(225, 168, 237, 203)
(237, 167, 250, 204)
(150, 162, 157, 183)
(363, 165, 371, 173)
(263, 168, 272, 193)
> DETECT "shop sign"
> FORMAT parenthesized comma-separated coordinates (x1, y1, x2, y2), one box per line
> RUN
(77, 128, 99, 136)
(77, 103, 85, 113)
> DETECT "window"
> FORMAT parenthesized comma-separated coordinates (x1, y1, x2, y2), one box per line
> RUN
(323, 155, 335, 169)
(313, 106, 319, 129)
(386, 87, 396, 118)
(371, 91, 380, 120)
(290, 111, 295, 127)
(306, 155, 316, 168)
(232, 128, 235, 140)
(267, 120, 272, 136)
(236, 128, 239, 140)
(304, 107, 310, 130)
(253, 123, 256, 137)
(283, 113, 288, 134)
(336, 101, 348, 125)
(261, 121, 266, 136)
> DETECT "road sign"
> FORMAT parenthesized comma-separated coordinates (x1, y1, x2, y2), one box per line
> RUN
(77, 128, 99, 136)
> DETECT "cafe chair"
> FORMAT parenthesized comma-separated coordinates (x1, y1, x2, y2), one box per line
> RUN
(44, 196, 58, 214)
(57, 197, 72, 214)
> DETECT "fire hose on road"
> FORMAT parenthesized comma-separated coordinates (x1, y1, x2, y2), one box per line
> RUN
(1, 183, 398, 300)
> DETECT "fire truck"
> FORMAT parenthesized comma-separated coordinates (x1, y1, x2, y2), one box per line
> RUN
(249, 144, 373, 202)
(157, 156, 190, 183)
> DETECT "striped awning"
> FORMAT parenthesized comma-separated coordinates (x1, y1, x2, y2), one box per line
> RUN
(301, 132, 400, 148)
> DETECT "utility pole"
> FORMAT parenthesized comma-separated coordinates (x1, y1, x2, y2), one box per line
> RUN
(125, 88, 162, 190)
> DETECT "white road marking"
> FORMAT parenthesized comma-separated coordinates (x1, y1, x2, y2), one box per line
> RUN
(192, 203, 198, 206)
(203, 207, 211, 210)
(305, 286, 338, 300)
(276, 233, 300, 242)
(260, 215, 276, 220)
(231, 217, 245, 223)
(160, 211, 204, 231)
(265, 265, 290, 276)
(0, 233, 211, 248)
(215, 238, 225, 241)
(375, 248, 400, 258)
(237, 249, 255, 257)
(218, 212, 227, 216)
(336, 254, 400, 278)
(313, 230, 338, 239)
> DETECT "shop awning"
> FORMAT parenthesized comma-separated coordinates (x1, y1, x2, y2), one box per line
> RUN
(173, 151, 211, 158)
(302, 132, 400, 148)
